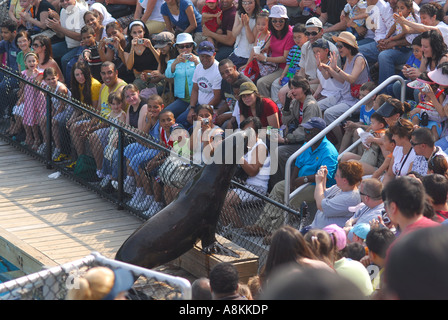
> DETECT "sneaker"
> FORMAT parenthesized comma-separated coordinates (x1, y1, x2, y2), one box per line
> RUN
(133, 195, 152, 211)
(96, 170, 104, 179)
(54, 153, 70, 162)
(126, 189, 144, 207)
(37, 143, 47, 155)
(111, 180, 118, 190)
(143, 202, 164, 217)
(123, 176, 136, 194)
(52, 148, 61, 160)
(100, 175, 112, 189)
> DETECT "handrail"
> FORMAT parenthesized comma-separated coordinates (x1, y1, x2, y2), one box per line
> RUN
(283, 75, 406, 206)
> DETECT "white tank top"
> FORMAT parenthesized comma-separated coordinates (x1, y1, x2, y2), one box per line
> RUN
(245, 138, 270, 192)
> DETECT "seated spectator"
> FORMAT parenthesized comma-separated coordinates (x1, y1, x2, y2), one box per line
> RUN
(382, 176, 440, 242)
(149, 31, 176, 95)
(244, 117, 338, 238)
(297, 17, 339, 93)
(320, 0, 348, 42)
(164, 33, 199, 121)
(375, 97, 411, 128)
(340, 112, 387, 175)
(19, 0, 55, 36)
(347, 222, 370, 244)
(339, 82, 378, 154)
(221, 116, 270, 228)
(309, 160, 363, 229)
(201, 0, 222, 49)
(238, 81, 281, 129)
(8, 0, 26, 30)
(342, 0, 367, 42)
(256, 5, 295, 99)
(409, 127, 448, 177)
(382, 118, 416, 185)
(32, 35, 64, 82)
(123, 20, 160, 97)
(161, 0, 202, 38)
(191, 278, 212, 300)
(45, 0, 87, 80)
(134, 0, 166, 35)
(317, 31, 369, 148)
(90, 3, 117, 33)
(344, 178, 384, 232)
(371, 129, 397, 180)
(65, 61, 102, 169)
(201, 0, 236, 61)
(422, 173, 448, 222)
(270, 76, 321, 188)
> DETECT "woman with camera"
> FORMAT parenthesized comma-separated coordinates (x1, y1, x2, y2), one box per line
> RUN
(123, 20, 160, 93)
(164, 33, 200, 119)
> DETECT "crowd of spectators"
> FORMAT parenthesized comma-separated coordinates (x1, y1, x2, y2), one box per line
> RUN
(2, 0, 448, 300)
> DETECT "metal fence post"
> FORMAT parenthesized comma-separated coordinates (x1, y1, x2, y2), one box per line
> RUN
(117, 129, 124, 210)
(45, 95, 53, 169)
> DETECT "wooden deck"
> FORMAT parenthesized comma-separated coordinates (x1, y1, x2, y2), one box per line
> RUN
(0, 139, 142, 274)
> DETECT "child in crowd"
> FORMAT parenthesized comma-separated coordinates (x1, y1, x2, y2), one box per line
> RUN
(339, 82, 380, 153)
(382, 0, 418, 50)
(143, 110, 177, 215)
(343, 0, 367, 41)
(20, 52, 45, 150)
(67, 26, 102, 82)
(272, 22, 308, 108)
(409, 72, 445, 140)
(124, 95, 165, 211)
(42, 67, 73, 160)
(99, 92, 127, 189)
(201, 0, 222, 48)
(371, 129, 396, 180)
(313, 38, 345, 102)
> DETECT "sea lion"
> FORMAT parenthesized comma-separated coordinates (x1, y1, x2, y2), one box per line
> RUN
(115, 130, 251, 269)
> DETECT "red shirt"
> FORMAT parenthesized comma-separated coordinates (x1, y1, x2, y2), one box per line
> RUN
(246, 98, 282, 127)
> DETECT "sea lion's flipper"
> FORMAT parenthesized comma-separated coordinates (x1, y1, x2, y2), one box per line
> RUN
(202, 241, 240, 258)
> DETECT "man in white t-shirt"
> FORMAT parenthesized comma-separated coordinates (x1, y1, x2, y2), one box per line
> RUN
(179, 41, 222, 130)
(45, 0, 88, 79)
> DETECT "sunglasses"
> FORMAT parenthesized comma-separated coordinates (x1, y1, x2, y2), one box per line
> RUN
(271, 19, 285, 24)
(177, 43, 193, 49)
(304, 31, 319, 37)
(410, 140, 423, 147)
(32, 43, 42, 48)
(336, 44, 344, 49)
(242, 1, 254, 4)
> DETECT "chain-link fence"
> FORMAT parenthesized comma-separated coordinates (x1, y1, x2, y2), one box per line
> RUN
(0, 66, 307, 271)
(0, 252, 191, 300)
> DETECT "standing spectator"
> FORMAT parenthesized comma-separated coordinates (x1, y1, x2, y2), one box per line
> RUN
(0, 20, 19, 118)
(134, 0, 166, 34)
(310, 161, 363, 229)
(209, 262, 247, 300)
(202, 0, 237, 61)
(256, 5, 295, 98)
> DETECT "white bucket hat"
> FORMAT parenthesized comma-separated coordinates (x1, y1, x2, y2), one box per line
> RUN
(174, 33, 196, 47)
(428, 67, 448, 86)
(269, 5, 288, 19)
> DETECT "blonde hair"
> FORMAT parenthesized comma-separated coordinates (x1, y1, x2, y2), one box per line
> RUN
(66, 267, 115, 300)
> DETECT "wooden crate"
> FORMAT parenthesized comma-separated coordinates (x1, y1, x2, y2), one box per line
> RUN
(172, 234, 259, 284)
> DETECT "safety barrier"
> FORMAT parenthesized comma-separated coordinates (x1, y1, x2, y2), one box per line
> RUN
(0, 66, 306, 268)
(0, 252, 191, 300)
(283, 75, 406, 206)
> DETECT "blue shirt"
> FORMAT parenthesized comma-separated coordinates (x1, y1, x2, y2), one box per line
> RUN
(161, 0, 202, 32)
(0, 40, 19, 71)
(406, 54, 421, 69)
(285, 44, 301, 74)
(359, 104, 375, 125)
(294, 136, 339, 187)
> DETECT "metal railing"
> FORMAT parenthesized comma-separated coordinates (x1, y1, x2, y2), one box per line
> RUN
(0, 252, 192, 300)
(283, 75, 406, 206)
